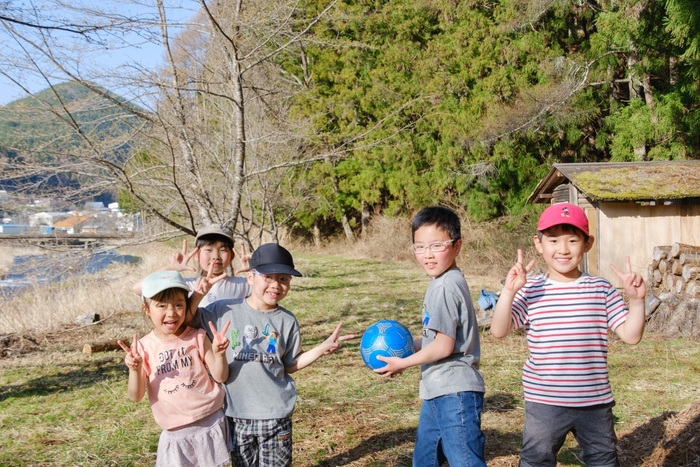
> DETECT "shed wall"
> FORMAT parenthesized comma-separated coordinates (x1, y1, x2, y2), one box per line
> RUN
(594, 203, 700, 288)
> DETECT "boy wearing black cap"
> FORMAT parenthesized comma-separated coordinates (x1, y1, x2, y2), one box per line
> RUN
(490, 203, 646, 467)
(199, 243, 355, 467)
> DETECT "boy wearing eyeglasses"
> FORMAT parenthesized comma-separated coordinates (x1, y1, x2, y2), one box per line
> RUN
(376, 206, 486, 467)
(198, 243, 355, 467)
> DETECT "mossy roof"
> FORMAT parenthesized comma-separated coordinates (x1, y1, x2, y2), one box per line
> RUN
(528, 161, 700, 203)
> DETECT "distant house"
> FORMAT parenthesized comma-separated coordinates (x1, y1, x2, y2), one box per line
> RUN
(528, 161, 700, 288)
(32, 198, 57, 208)
(0, 224, 30, 234)
(52, 215, 94, 235)
(84, 202, 108, 211)
(80, 222, 106, 234)
(29, 212, 72, 227)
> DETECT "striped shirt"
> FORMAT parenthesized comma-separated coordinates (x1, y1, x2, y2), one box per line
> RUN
(511, 273, 628, 407)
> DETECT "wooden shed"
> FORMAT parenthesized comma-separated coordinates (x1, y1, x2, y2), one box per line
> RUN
(528, 161, 700, 288)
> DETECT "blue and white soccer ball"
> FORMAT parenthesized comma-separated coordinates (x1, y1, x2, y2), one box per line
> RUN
(360, 320, 414, 370)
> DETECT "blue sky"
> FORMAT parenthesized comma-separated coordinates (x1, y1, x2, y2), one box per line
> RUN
(0, 0, 195, 106)
(0, 43, 164, 105)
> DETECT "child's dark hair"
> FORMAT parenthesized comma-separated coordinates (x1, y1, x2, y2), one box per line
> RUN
(143, 287, 196, 326)
(143, 287, 188, 306)
(411, 206, 461, 242)
(537, 224, 590, 242)
(195, 233, 234, 251)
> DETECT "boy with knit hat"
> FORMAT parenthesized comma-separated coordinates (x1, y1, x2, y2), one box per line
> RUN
(490, 203, 646, 467)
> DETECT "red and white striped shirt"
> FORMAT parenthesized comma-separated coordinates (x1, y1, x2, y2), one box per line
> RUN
(511, 273, 628, 407)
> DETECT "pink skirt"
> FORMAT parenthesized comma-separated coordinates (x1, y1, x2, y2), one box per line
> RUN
(156, 409, 231, 467)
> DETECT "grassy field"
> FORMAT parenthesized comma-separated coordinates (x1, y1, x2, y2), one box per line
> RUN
(1, 250, 700, 466)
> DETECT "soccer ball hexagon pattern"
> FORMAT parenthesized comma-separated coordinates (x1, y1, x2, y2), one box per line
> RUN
(360, 319, 414, 370)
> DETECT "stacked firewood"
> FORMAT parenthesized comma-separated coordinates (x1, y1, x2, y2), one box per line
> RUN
(648, 242, 700, 297)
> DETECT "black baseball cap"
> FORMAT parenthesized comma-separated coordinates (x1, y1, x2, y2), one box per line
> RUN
(249, 243, 302, 277)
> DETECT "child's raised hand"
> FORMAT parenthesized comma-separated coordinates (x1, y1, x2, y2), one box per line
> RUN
(233, 242, 251, 275)
(321, 322, 357, 355)
(168, 239, 199, 273)
(208, 320, 231, 354)
(118, 334, 143, 372)
(193, 267, 229, 297)
(610, 256, 646, 300)
(503, 249, 535, 293)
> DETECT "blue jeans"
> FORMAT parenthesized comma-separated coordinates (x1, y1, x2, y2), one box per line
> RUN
(413, 391, 486, 467)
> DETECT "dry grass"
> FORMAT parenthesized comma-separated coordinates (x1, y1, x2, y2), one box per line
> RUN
(0, 243, 174, 335)
(2, 218, 700, 466)
(293, 212, 539, 290)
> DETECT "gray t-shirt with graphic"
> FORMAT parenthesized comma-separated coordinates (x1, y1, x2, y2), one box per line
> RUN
(199, 299, 302, 420)
(419, 267, 485, 400)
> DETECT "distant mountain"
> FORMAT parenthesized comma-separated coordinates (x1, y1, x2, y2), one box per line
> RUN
(0, 81, 148, 160)
(0, 81, 149, 191)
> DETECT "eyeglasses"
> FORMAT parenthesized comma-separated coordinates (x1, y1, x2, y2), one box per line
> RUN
(252, 270, 292, 284)
(412, 239, 456, 254)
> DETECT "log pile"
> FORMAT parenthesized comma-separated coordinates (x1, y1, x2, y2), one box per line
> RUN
(648, 242, 700, 297)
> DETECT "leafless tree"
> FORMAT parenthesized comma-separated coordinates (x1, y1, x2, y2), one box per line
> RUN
(0, 0, 342, 247)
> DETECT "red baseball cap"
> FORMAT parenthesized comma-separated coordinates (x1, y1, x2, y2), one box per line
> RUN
(537, 203, 589, 236)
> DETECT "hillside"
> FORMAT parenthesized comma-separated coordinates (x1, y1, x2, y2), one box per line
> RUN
(0, 82, 148, 190)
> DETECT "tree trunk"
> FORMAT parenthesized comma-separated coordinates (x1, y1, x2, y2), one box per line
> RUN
(158, 0, 214, 227)
(686, 281, 700, 298)
(313, 218, 321, 248)
(642, 74, 658, 124)
(669, 56, 678, 85)
(679, 252, 700, 265)
(267, 206, 278, 244)
(227, 31, 246, 234)
(671, 260, 683, 275)
(627, 44, 647, 160)
(653, 246, 671, 262)
(83, 340, 122, 354)
(361, 200, 370, 240)
(340, 212, 354, 241)
(682, 265, 700, 282)
(671, 242, 700, 258)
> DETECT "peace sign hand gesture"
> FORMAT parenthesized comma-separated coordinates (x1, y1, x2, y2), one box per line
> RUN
(321, 322, 357, 355)
(192, 267, 229, 297)
(208, 321, 231, 355)
(503, 249, 536, 293)
(610, 256, 646, 300)
(233, 242, 251, 275)
(118, 334, 143, 372)
(167, 239, 199, 273)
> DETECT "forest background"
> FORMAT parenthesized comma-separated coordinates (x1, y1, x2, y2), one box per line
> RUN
(1, 0, 699, 245)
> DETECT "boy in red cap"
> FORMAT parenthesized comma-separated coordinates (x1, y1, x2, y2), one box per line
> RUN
(490, 203, 646, 467)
